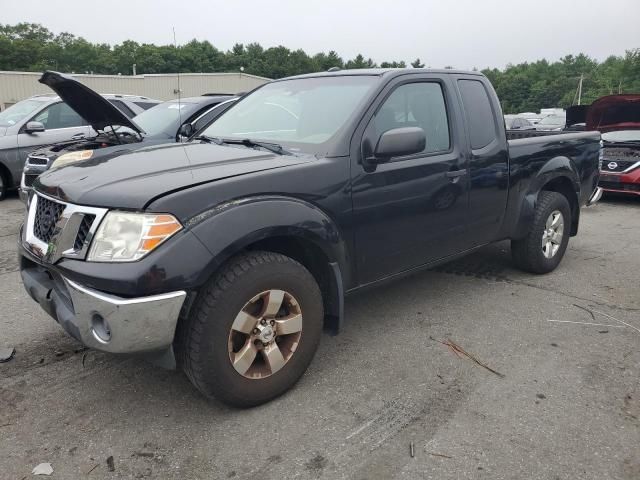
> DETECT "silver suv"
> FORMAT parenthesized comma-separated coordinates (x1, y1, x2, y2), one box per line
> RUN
(0, 93, 160, 200)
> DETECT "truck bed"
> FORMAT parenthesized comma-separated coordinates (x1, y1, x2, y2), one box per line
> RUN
(505, 130, 567, 140)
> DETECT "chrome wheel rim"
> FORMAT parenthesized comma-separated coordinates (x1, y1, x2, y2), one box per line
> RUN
(541, 210, 564, 258)
(228, 289, 302, 379)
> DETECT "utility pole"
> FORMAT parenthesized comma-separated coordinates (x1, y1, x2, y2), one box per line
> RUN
(577, 73, 583, 105)
(132, 63, 137, 76)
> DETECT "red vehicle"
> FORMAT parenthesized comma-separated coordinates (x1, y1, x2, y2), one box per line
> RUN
(591, 95, 640, 196)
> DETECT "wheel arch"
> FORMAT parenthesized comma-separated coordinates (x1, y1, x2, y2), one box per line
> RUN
(0, 160, 12, 191)
(186, 196, 350, 333)
(512, 156, 581, 239)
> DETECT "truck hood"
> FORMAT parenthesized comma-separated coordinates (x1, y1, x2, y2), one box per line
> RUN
(586, 94, 640, 133)
(34, 142, 312, 210)
(39, 71, 144, 134)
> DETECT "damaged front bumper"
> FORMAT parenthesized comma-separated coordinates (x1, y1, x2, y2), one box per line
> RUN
(20, 251, 186, 356)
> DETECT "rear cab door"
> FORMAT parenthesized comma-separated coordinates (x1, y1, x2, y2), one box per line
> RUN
(350, 72, 473, 284)
(453, 75, 510, 246)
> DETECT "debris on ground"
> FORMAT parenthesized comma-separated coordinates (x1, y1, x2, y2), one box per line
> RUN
(536, 393, 546, 399)
(86, 464, 99, 475)
(431, 337, 505, 378)
(0, 346, 15, 363)
(573, 303, 596, 321)
(106, 455, 115, 472)
(32, 463, 53, 475)
(428, 452, 453, 459)
(409, 442, 415, 458)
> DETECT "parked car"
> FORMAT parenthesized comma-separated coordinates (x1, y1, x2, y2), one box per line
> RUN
(19, 68, 601, 407)
(504, 115, 536, 130)
(20, 71, 237, 200)
(518, 112, 543, 125)
(591, 94, 640, 196)
(0, 90, 160, 199)
(535, 113, 567, 131)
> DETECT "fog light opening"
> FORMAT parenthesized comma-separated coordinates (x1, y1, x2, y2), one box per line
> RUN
(91, 314, 111, 344)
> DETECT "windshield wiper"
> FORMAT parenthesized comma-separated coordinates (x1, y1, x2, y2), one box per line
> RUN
(194, 135, 223, 145)
(196, 135, 291, 155)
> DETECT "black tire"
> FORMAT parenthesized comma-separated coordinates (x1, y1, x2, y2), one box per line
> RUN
(511, 191, 571, 274)
(0, 169, 7, 201)
(181, 251, 324, 407)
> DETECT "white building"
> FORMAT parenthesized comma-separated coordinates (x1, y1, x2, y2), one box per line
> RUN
(0, 71, 270, 110)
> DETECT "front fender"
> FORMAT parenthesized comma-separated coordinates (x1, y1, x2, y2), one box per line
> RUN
(186, 195, 351, 288)
(512, 156, 580, 239)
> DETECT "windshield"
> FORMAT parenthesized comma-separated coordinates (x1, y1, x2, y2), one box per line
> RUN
(602, 130, 640, 142)
(0, 99, 46, 127)
(504, 117, 515, 128)
(133, 101, 198, 138)
(539, 114, 565, 125)
(202, 76, 378, 151)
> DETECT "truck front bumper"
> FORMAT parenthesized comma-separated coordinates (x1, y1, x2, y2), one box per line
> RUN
(20, 255, 186, 355)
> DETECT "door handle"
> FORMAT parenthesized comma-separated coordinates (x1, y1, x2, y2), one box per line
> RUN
(71, 133, 85, 139)
(445, 169, 466, 178)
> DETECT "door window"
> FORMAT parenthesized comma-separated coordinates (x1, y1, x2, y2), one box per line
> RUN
(32, 102, 85, 130)
(458, 80, 497, 150)
(108, 99, 136, 118)
(373, 82, 450, 153)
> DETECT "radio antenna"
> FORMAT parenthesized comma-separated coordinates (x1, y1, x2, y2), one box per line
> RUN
(173, 27, 183, 135)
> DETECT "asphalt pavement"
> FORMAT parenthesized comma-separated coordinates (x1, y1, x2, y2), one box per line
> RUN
(1, 192, 638, 480)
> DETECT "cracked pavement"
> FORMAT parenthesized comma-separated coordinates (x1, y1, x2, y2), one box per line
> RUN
(1, 193, 639, 479)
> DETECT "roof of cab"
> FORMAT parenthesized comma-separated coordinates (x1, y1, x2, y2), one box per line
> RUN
(276, 68, 485, 82)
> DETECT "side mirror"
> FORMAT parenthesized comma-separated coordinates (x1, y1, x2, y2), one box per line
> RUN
(25, 121, 45, 134)
(373, 127, 426, 162)
(178, 123, 194, 138)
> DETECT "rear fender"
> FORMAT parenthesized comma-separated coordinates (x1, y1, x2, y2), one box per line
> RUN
(513, 156, 581, 239)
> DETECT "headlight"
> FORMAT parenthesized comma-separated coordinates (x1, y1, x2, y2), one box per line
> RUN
(50, 150, 93, 169)
(87, 212, 182, 262)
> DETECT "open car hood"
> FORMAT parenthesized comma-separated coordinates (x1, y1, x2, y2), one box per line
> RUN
(586, 94, 640, 133)
(39, 71, 144, 134)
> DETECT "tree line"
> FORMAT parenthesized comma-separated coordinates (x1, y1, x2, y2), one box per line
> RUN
(1, 23, 638, 113)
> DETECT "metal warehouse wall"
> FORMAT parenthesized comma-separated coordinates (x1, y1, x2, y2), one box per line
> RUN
(0, 71, 270, 109)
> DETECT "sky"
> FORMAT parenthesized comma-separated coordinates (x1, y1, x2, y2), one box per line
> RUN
(3, 0, 639, 70)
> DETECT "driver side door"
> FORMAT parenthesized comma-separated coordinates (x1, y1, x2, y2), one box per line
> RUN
(351, 76, 471, 284)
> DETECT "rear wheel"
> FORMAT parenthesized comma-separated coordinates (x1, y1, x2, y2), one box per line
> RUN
(181, 251, 323, 407)
(511, 191, 571, 274)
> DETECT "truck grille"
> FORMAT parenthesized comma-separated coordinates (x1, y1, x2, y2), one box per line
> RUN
(23, 193, 108, 263)
(33, 196, 66, 243)
(74, 214, 96, 250)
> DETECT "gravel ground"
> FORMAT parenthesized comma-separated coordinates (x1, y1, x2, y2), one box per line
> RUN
(1, 192, 638, 480)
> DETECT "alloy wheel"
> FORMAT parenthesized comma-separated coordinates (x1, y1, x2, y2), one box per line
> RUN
(541, 210, 564, 258)
(228, 289, 303, 379)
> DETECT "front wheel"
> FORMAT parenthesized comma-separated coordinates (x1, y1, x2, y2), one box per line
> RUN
(511, 191, 571, 274)
(181, 251, 324, 407)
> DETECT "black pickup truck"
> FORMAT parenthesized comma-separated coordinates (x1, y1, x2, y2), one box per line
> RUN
(19, 69, 601, 407)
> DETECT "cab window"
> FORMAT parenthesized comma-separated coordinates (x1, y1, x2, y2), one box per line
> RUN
(373, 82, 450, 153)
